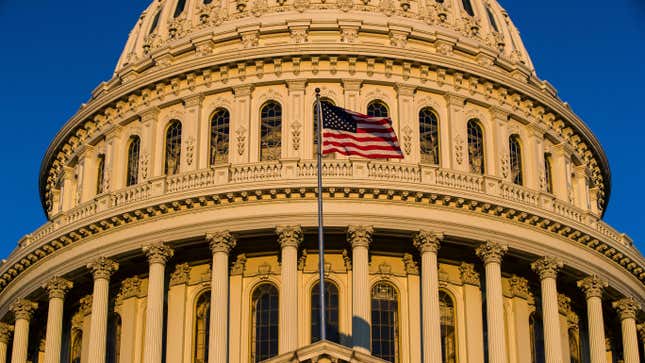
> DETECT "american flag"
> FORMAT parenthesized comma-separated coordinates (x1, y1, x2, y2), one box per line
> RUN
(320, 102, 404, 159)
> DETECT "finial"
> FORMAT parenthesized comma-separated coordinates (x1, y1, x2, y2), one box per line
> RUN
(315, 88, 321, 95)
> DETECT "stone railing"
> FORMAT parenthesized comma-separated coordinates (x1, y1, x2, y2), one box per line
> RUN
(23, 160, 626, 252)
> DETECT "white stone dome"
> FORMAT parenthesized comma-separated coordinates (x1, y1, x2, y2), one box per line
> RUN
(115, 0, 535, 74)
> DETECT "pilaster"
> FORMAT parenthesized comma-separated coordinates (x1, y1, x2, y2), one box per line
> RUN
(445, 94, 466, 172)
(459, 262, 484, 363)
(231, 85, 252, 164)
(181, 94, 204, 172)
(508, 275, 531, 363)
(287, 80, 307, 159)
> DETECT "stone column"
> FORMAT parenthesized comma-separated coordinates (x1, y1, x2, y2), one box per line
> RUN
(577, 275, 608, 363)
(531, 256, 564, 363)
(87, 257, 119, 363)
(9, 299, 38, 363)
(0, 323, 13, 363)
(459, 263, 485, 363)
(413, 230, 443, 363)
(43, 277, 73, 363)
(475, 241, 508, 363)
(276, 226, 303, 353)
(142, 243, 174, 363)
(348, 225, 373, 353)
(612, 297, 641, 363)
(207, 231, 237, 363)
(638, 324, 645, 359)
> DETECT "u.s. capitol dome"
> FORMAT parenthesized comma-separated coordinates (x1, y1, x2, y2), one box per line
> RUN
(0, 0, 643, 363)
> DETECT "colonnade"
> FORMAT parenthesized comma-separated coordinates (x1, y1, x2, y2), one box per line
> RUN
(0, 228, 642, 363)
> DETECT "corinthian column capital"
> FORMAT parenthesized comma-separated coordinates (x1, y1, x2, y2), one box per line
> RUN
(413, 230, 444, 254)
(348, 225, 373, 249)
(206, 231, 237, 254)
(0, 322, 13, 343)
(612, 297, 641, 321)
(143, 242, 174, 265)
(475, 241, 508, 265)
(577, 275, 607, 299)
(531, 256, 563, 280)
(638, 323, 645, 343)
(43, 277, 74, 300)
(10, 299, 38, 321)
(87, 257, 119, 280)
(276, 225, 303, 249)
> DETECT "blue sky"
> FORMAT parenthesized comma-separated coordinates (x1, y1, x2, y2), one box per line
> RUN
(0, 0, 643, 259)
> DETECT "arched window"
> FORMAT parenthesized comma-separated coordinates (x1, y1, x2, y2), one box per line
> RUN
(544, 154, 553, 193)
(509, 135, 523, 185)
(149, 9, 162, 35)
(96, 154, 106, 194)
(486, 6, 499, 32)
(313, 99, 335, 159)
(210, 108, 230, 165)
(260, 102, 282, 161)
(419, 107, 440, 165)
(204, 0, 213, 4)
(251, 284, 279, 362)
(467, 120, 485, 174)
(126, 136, 141, 186)
(367, 100, 389, 118)
(439, 291, 456, 363)
(194, 291, 210, 363)
(311, 280, 340, 343)
(462, 0, 475, 16)
(371, 282, 399, 363)
(568, 328, 581, 363)
(174, 0, 186, 18)
(70, 329, 82, 363)
(164, 120, 182, 175)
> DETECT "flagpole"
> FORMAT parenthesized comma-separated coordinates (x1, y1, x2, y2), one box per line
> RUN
(314, 88, 327, 341)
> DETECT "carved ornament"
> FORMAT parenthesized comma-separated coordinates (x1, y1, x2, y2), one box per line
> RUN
(170, 263, 192, 286)
(206, 231, 237, 254)
(10, 299, 38, 321)
(577, 275, 607, 299)
(531, 256, 563, 280)
(0, 323, 13, 343)
(143, 242, 174, 265)
(87, 257, 119, 281)
(412, 230, 443, 254)
(509, 275, 529, 299)
(475, 241, 508, 265)
(612, 297, 641, 321)
(459, 262, 480, 286)
(348, 225, 373, 249)
(276, 225, 303, 249)
(43, 277, 74, 300)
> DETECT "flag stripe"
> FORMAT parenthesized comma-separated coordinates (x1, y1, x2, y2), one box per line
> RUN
(323, 141, 403, 151)
(323, 147, 404, 159)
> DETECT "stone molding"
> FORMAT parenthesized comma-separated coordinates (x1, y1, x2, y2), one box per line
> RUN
(117, 276, 143, 301)
(87, 257, 119, 281)
(43, 277, 73, 300)
(10, 299, 38, 321)
(231, 254, 247, 276)
(531, 256, 563, 280)
(558, 294, 572, 315)
(169, 263, 192, 286)
(412, 230, 444, 254)
(459, 262, 480, 286)
(78, 295, 92, 316)
(475, 241, 508, 265)
(0, 322, 13, 343)
(276, 225, 303, 249)
(143, 242, 174, 265)
(206, 231, 237, 254)
(612, 297, 641, 321)
(577, 275, 607, 299)
(509, 275, 529, 299)
(348, 225, 373, 249)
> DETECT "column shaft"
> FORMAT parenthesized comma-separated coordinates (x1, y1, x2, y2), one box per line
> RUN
(541, 277, 563, 363)
(279, 245, 298, 353)
(143, 262, 166, 363)
(10, 319, 29, 363)
(88, 278, 110, 363)
(0, 341, 7, 363)
(586, 296, 606, 363)
(421, 251, 441, 363)
(621, 318, 640, 363)
(209, 251, 229, 363)
(352, 244, 370, 352)
(43, 297, 65, 363)
(484, 261, 507, 363)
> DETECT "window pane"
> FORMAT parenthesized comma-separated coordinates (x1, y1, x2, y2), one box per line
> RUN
(509, 135, 523, 185)
(96, 155, 105, 195)
(260, 102, 282, 161)
(371, 282, 398, 362)
(149, 9, 161, 35)
(194, 292, 210, 363)
(210, 109, 230, 165)
(419, 108, 440, 165)
(462, 0, 475, 16)
(311, 281, 340, 343)
(487, 7, 499, 32)
(544, 154, 553, 193)
(126, 136, 140, 186)
(467, 120, 485, 174)
(252, 284, 279, 362)
(367, 101, 389, 118)
(165, 121, 182, 175)
(440, 291, 456, 363)
(174, 0, 186, 18)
